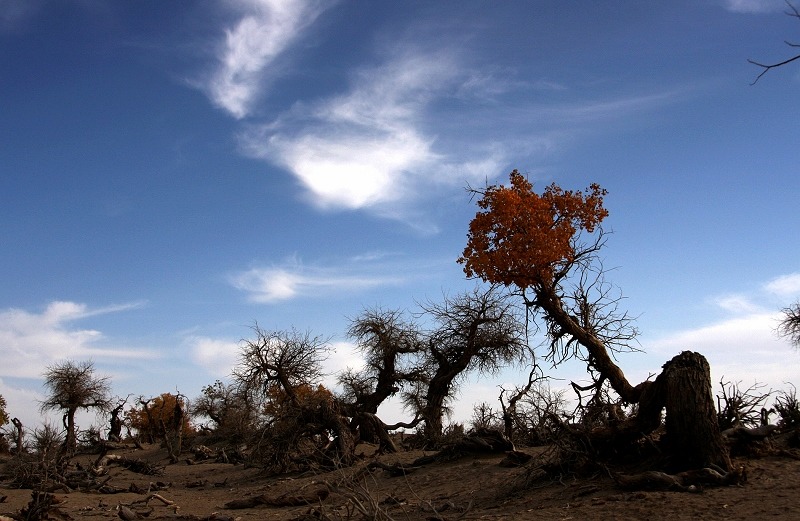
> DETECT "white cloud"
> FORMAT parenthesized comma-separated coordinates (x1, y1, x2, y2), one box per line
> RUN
(764, 273, 800, 298)
(320, 340, 365, 390)
(241, 50, 507, 214)
(721, 0, 784, 13)
(207, 0, 332, 118)
(230, 259, 405, 303)
(648, 311, 799, 391)
(542, 89, 687, 124)
(0, 301, 154, 379)
(267, 130, 435, 209)
(187, 336, 240, 377)
(713, 294, 763, 314)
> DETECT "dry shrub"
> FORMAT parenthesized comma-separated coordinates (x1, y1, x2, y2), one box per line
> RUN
(513, 383, 568, 446)
(469, 402, 502, 432)
(716, 379, 772, 430)
(774, 384, 800, 429)
(5, 423, 66, 490)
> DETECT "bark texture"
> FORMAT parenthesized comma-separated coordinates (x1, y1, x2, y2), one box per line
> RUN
(661, 351, 731, 472)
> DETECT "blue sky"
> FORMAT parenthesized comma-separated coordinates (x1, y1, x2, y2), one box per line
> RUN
(2, 0, 800, 429)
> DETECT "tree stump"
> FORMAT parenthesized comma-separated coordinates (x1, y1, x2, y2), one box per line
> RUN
(661, 351, 731, 472)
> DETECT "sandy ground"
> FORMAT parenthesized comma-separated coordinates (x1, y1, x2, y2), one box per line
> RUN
(1, 442, 799, 520)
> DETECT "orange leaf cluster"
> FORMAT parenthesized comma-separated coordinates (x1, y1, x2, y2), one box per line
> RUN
(263, 383, 334, 417)
(458, 170, 608, 288)
(127, 393, 194, 436)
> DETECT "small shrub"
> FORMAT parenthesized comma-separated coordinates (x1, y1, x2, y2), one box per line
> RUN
(469, 402, 501, 432)
(774, 384, 800, 429)
(716, 379, 772, 430)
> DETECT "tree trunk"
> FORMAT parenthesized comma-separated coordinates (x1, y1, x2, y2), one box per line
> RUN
(661, 351, 731, 472)
(11, 418, 24, 454)
(65, 408, 77, 455)
(319, 400, 356, 466)
(357, 413, 399, 453)
(423, 390, 447, 445)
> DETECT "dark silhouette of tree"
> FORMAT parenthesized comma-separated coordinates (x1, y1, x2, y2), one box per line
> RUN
(191, 380, 253, 441)
(458, 171, 731, 471)
(234, 326, 355, 469)
(413, 287, 526, 445)
(749, 1, 800, 84)
(338, 308, 426, 451)
(0, 394, 8, 429)
(778, 301, 800, 348)
(39, 360, 111, 455)
(107, 396, 129, 442)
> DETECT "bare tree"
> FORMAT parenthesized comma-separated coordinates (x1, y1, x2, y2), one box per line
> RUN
(233, 325, 355, 468)
(39, 360, 111, 455)
(234, 326, 329, 405)
(778, 301, 800, 348)
(192, 380, 254, 441)
(414, 286, 526, 445)
(499, 361, 545, 441)
(749, 1, 800, 83)
(338, 308, 425, 451)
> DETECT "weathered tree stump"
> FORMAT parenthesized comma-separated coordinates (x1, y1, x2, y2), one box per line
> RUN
(660, 351, 731, 472)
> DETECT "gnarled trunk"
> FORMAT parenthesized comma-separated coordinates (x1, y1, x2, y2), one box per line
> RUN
(660, 351, 731, 471)
(608, 351, 731, 472)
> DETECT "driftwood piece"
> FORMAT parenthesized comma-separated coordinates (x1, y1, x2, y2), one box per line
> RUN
(96, 454, 164, 476)
(367, 461, 421, 477)
(721, 424, 779, 441)
(413, 428, 515, 465)
(498, 450, 533, 468)
(614, 465, 746, 492)
(117, 504, 140, 520)
(224, 487, 329, 509)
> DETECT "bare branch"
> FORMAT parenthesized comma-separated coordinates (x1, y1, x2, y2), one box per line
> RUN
(749, 1, 800, 84)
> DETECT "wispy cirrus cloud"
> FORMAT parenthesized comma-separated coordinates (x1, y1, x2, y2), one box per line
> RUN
(0, 300, 154, 378)
(239, 50, 512, 216)
(764, 272, 800, 297)
(205, 6, 686, 222)
(721, 0, 784, 13)
(206, 0, 333, 118)
(230, 260, 405, 303)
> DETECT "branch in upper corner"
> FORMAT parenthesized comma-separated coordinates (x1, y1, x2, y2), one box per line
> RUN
(749, 1, 800, 84)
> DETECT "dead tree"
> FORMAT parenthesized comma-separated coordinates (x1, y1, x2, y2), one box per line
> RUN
(499, 362, 544, 440)
(107, 396, 129, 442)
(338, 308, 425, 451)
(778, 301, 800, 348)
(414, 287, 526, 445)
(234, 326, 356, 468)
(11, 417, 24, 454)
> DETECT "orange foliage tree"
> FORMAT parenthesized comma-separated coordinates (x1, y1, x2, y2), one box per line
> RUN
(460, 170, 608, 289)
(127, 393, 194, 443)
(458, 170, 731, 472)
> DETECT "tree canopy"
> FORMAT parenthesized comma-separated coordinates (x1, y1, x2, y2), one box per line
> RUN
(779, 301, 800, 348)
(459, 170, 608, 289)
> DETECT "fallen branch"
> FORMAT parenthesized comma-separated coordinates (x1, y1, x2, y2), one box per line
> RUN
(614, 465, 746, 492)
(224, 487, 329, 509)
